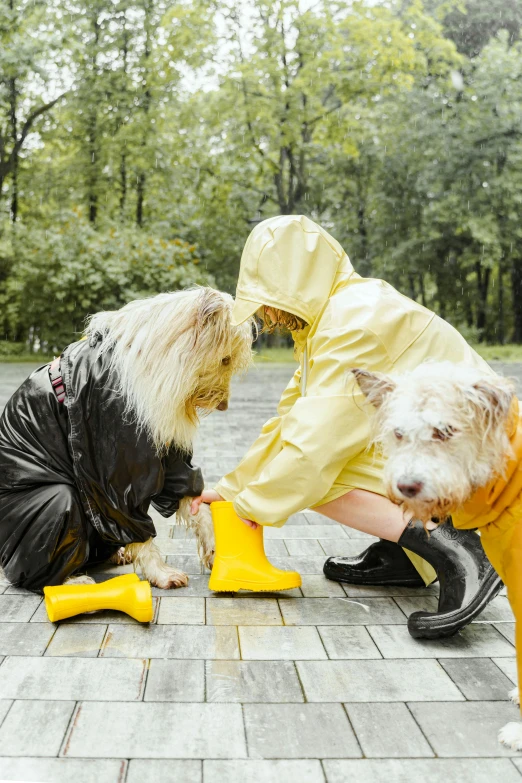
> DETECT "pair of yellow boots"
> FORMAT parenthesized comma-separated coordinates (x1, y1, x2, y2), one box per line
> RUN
(44, 501, 301, 622)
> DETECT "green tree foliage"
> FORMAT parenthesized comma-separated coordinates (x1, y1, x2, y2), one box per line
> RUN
(1, 209, 211, 348)
(0, 0, 521, 346)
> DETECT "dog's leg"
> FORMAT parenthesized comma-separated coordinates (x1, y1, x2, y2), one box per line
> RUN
(499, 721, 522, 751)
(63, 574, 96, 586)
(124, 538, 188, 589)
(108, 547, 133, 566)
(510, 686, 520, 706)
(176, 497, 215, 569)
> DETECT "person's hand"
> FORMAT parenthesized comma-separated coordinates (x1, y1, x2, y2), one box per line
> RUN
(239, 517, 259, 530)
(190, 490, 259, 529)
(190, 489, 222, 514)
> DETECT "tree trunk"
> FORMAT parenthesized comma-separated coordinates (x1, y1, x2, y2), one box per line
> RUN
(9, 76, 18, 222)
(120, 151, 127, 218)
(497, 260, 505, 345)
(511, 258, 522, 343)
(136, 172, 145, 227)
(475, 261, 490, 340)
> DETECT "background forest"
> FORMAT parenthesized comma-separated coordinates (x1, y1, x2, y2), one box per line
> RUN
(1, 0, 521, 353)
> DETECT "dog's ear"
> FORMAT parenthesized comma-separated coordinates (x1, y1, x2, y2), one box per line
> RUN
(352, 368, 396, 408)
(470, 376, 515, 423)
(195, 288, 230, 348)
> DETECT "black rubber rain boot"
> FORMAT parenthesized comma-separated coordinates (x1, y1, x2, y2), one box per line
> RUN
(323, 539, 426, 587)
(398, 518, 503, 639)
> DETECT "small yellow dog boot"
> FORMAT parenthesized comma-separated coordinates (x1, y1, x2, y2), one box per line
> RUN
(208, 501, 301, 592)
(44, 573, 153, 623)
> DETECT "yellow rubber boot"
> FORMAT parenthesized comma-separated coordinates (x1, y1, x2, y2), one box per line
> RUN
(43, 573, 153, 623)
(208, 501, 301, 592)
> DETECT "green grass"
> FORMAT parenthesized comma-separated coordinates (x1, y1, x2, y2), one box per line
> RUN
(254, 346, 296, 364)
(469, 344, 522, 362)
(4, 342, 522, 365)
(0, 353, 54, 364)
(255, 344, 522, 365)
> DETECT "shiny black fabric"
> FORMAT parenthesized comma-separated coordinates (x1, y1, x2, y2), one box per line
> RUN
(0, 336, 203, 590)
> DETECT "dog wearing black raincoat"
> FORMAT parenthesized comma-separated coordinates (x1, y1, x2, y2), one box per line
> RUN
(0, 288, 253, 591)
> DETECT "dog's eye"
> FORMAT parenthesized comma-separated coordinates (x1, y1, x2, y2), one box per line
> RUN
(222, 356, 231, 366)
(433, 426, 456, 442)
(394, 429, 404, 440)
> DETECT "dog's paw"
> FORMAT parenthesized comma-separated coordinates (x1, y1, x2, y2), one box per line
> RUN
(109, 547, 133, 566)
(63, 574, 96, 586)
(499, 721, 522, 751)
(148, 563, 189, 589)
(510, 687, 520, 706)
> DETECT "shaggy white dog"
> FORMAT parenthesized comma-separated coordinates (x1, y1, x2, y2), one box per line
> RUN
(353, 361, 522, 750)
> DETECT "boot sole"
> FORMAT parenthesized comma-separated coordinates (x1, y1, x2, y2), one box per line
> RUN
(209, 576, 302, 593)
(408, 568, 504, 639)
(323, 562, 426, 588)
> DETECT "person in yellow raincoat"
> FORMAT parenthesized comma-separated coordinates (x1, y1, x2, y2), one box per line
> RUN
(194, 215, 502, 638)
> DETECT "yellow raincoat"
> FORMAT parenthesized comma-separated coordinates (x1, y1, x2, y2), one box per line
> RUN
(216, 215, 493, 584)
(454, 408, 522, 714)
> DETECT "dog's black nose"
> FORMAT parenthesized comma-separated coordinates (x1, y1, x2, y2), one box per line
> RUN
(397, 480, 423, 498)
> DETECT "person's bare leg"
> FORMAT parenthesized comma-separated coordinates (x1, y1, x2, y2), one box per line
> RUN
(316, 489, 430, 542)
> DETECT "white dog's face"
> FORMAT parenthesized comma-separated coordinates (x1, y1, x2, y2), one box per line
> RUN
(354, 362, 515, 522)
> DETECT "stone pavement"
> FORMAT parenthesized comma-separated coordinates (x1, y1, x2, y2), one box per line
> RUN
(0, 361, 521, 782)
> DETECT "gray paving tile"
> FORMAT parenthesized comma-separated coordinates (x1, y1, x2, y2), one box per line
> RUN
(206, 597, 282, 625)
(0, 758, 128, 783)
(206, 660, 303, 702)
(127, 760, 201, 783)
(270, 556, 329, 574)
(63, 702, 246, 758)
(440, 658, 515, 700)
(478, 597, 516, 622)
(203, 759, 324, 783)
(0, 699, 75, 756)
(318, 626, 382, 659)
(157, 597, 205, 624)
(280, 597, 406, 625)
(409, 701, 521, 756)
(101, 624, 240, 659)
(493, 657, 518, 684)
(4, 586, 39, 595)
(0, 657, 147, 700)
(244, 703, 360, 759)
(297, 660, 463, 702)
(346, 702, 433, 757)
(155, 538, 199, 554)
(264, 540, 289, 556)
(368, 623, 515, 658)
(152, 575, 213, 597)
(239, 626, 327, 660)
(165, 555, 208, 574)
(0, 623, 55, 655)
(511, 759, 522, 776)
(323, 759, 522, 783)
(0, 700, 12, 727)
(44, 624, 107, 657)
(266, 525, 346, 539)
(0, 595, 41, 622)
(300, 575, 346, 597)
(285, 539, 325, 556)
(144, 660, 204, 702)
(495, 623, 516, 645)
(343, 583, 440, 598)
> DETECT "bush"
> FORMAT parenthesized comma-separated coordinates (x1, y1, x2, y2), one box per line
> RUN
(1, 213, 214, 352)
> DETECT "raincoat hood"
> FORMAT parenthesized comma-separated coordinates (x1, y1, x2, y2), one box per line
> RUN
(231, 215, 354, 326)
